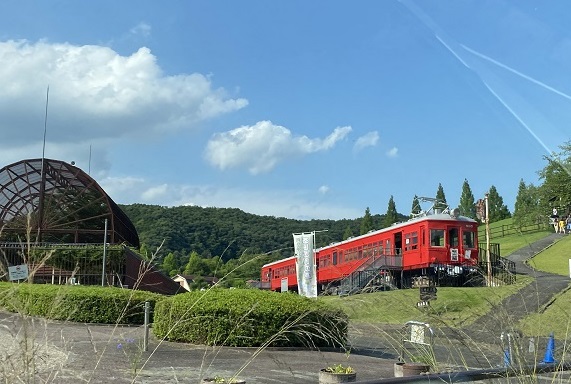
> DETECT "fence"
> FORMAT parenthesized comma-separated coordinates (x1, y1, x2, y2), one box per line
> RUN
(478, 221, 550, 240)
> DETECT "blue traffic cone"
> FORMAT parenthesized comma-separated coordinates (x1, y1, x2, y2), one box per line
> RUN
(503, 348, 511, 367)
(542, 333, 556, 364)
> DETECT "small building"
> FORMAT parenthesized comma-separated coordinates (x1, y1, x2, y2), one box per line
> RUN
(173, 274, 219, 291)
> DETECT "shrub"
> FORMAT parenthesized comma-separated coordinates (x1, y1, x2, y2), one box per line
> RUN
(0, 282, 164, 324)
(153, 288, 348, 347)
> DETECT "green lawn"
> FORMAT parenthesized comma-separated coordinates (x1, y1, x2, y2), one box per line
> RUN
(320, 277, 532, 328)
(526, 234, 571, 275)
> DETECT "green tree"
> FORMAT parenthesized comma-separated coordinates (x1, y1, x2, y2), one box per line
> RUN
(383, 195, 399, 228)
(487, 185, 511, 223)
(343, 226, 354, 240)
(435, 183, 447, 211)
(513, 179, 542, 227)
(458, 179, 476, 219)
(183, 251, 210, 276)
(360, 207, 373, 235)
(161, 252, 180, 276)
(410, 195, 421, 218)
(538, 142, 571, 216)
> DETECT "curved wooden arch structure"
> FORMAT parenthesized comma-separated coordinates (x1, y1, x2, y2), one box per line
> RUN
(0, 158, 139, 247)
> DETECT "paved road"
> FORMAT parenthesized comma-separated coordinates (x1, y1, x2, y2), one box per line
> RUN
(1, 233, 569, 383)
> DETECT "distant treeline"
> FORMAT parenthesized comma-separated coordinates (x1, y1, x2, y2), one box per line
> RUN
(120, 203, 407, 263)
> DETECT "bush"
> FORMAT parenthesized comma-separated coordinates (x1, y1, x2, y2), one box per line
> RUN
(0, 282, 164, 324)
(153, 288, 348, 348)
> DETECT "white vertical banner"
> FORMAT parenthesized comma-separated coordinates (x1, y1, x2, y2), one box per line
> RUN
(293, 232, 317, 298)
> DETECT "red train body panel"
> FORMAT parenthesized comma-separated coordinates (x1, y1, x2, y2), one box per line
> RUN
(261, 208, 479, 292)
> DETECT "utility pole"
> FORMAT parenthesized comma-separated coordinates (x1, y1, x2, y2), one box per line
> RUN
(485, 193, 492, 286)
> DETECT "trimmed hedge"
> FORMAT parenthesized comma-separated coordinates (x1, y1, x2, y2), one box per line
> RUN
(0, 282, 163, 324)
(153, 288, 348, 348)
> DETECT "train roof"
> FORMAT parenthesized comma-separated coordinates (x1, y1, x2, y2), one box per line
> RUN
(316, 209, 477, 252)
(262, 255, 296, 268)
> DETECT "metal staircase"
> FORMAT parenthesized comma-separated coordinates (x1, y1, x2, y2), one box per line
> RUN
(337, 254, 402, 295)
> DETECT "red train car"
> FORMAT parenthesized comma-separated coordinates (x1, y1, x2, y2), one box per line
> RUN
(261, 203, 479, 293)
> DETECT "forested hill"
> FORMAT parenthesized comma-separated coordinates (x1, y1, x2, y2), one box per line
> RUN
(120, 203, 407, 262)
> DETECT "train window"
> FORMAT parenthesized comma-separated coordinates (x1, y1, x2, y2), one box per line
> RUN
(333, 251, 338, 265)
(430, 229, 445, 247)
(463, 231, 476, 248)
(405, 232, 418, 251)
(449, 228, 459, 247)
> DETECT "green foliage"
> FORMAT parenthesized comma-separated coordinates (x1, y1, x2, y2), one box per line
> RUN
(342, 226, 353, 240)
(383, 196, 399, 228)
(161, 252, 180, 276)
(435, 183, 447, 211)
(538, 141, 571, 215)
(458, 179, 476, 219)
(183, 251, 210, 276)
(360, 207, 373, 235)
(410, 195, 421, 217)
(152, 289, 348, 348)
(0, 283, 163, 324)
(513, 179, 542, 227)
(487, 185, 511, 222)
(325, 364, 354, 374)
(120, 204, 404, 264)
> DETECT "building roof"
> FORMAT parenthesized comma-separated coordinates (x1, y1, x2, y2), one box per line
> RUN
(0, 158, 139, 247)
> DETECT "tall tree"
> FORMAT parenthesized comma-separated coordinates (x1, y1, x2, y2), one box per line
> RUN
(487, 185, 511, 222)
(538, 141, 571, 216)
(435, 183, 447, 211)
(513, 179, 542, 227)
(410, 195, 421, 217)
(161, 252, 180, 276)
(183, 251, 211, 276)
(343, 226, 354, 240)
(458, 179, 476, 219)
(383, 195, 399, 228)
(360, 207, 373, 235)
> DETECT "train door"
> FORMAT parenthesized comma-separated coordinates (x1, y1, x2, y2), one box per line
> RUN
(448, 227, 460, 263)
(419, 225, 425, 261)
(394, 232, 402, 255)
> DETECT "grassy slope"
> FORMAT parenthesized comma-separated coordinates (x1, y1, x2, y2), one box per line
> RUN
(320, 278, 531, 328)
(518, 234, 571, 337)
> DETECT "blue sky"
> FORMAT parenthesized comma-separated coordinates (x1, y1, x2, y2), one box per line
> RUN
(0, 1, 569, 220)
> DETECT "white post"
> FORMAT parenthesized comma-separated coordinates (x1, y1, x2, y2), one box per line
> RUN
(568, 259, 571, 279)
(101, 218, 108, 286)
(143, 301, 150, 352)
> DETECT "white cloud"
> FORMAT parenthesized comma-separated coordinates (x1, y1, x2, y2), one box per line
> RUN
(130, 22, 152, 37)
(0, 40, 248, 150)
(386, 147, 398, 157)
(204, 121, 352, 174)
(318, 185, 330, 195)
(141, 184, 169, 201)
(353, 131, 379, 152)
(99, 176, 145, 201)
